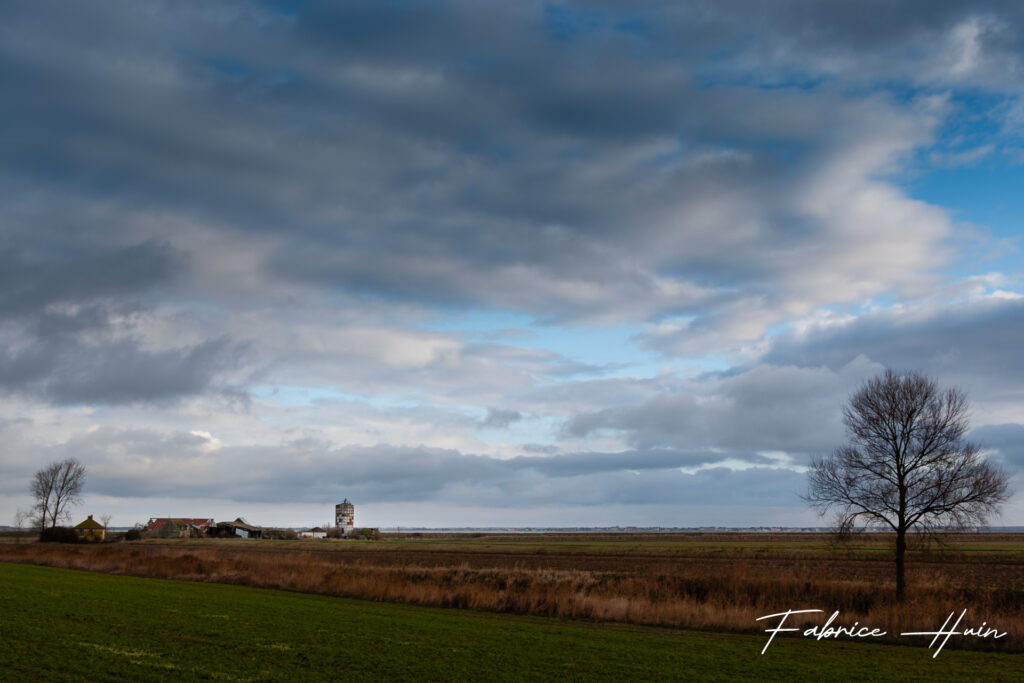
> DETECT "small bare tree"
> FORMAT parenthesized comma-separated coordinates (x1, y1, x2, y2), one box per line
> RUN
(12, 508, 33, 543)
(31, 458, 87, 531)
(806, 370, 1010, 601)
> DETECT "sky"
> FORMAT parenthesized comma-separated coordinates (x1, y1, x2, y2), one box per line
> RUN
(2, 0, 1024, 529)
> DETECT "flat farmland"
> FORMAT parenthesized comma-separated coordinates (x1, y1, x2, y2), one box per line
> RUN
(209, 531, 1024, 581)
(6, 531, 1020, 587)
(1, 532, 1022, 653)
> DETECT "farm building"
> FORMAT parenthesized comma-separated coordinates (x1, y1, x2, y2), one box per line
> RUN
(145, 517, 214, 538)
(145, 520, 212, 536)
(215, 518, 263, 539)
(74, 515, 105, 542)
(300, 527, 327, 539)
(336, 500, 355, 534)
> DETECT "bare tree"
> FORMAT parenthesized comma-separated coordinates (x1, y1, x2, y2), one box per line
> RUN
(12, 508, 33, 543)
(806, 370, 1010, 600)
(31, 458, 87, 530)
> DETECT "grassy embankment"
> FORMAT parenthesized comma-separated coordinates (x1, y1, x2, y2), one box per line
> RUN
(2, 561, 1022, 682)
(1, 532, 1021, 651)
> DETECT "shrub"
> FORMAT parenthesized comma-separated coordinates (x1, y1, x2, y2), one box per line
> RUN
(124, 528, 143, 541)
(262, 528, 298, 540)
(348, 528, 382, 540)
(39, 527, 80, 543)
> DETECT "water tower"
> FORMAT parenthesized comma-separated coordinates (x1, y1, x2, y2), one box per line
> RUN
(335, 499, 355, 534)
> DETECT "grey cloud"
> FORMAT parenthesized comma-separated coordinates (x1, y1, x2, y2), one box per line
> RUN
(763, 297, 1024, 397)
(0, 239, 242, 405)
(23, 426, 803, 509)
(649, 1, 1024, 89)
(564, 359, 880, 455)
(43, 336, 243, 405)
(481, 408, 523, 429)
(292, 1, 1024, 91)
(972, 423, 1024, 469)
(0, 0, 985, 331)
(0, 241, 183, 318)
(0, 333, 244, 405)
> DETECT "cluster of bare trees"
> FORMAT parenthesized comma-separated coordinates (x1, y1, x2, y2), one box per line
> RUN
(32, 457, 87, 529)
(12, 458, 88, 536)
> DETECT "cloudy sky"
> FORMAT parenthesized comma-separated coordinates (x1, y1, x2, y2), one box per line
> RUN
(2, 1, 1023, 529)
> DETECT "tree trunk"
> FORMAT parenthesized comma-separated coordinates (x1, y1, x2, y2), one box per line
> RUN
(895, 527, 907, 602)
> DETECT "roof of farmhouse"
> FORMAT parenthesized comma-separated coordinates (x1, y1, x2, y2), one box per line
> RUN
(75, 515, 104, 530)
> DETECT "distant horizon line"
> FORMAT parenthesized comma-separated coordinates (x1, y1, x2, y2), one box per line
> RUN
(8, 525, 1022, 533)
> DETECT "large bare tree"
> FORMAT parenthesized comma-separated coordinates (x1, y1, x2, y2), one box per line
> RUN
(31, 458, 87, 530)
(806, 370, 1010, 600)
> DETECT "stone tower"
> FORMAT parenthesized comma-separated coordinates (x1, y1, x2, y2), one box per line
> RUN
(336, 499, 355, 534)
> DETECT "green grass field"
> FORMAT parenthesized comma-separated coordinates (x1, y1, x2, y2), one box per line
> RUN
(1, 562, 1021, 681)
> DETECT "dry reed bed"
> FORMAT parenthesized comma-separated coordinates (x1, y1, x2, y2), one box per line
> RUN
(1, 542, 1021, 651)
